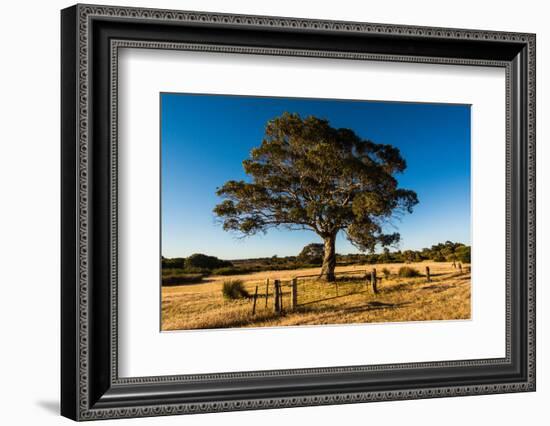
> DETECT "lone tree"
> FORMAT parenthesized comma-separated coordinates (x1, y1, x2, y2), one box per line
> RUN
(213, 113, 418, 281)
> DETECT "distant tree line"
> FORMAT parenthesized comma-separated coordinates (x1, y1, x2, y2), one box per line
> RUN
(162, 240, 470, 279)
(342, 241, 470, 265)
(296, 240, 470, 266)
(162, 251, 323, 277)
(162, 253, 232, 272)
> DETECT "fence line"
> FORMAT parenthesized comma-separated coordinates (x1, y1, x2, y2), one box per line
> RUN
(248, 265, 465, 316)
(250, 269, 373, 315)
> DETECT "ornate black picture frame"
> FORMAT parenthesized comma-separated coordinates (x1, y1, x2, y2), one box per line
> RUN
(61, 4, 536, 421)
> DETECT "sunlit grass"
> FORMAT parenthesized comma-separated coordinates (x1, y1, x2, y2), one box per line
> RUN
(161, 262, 470, 331)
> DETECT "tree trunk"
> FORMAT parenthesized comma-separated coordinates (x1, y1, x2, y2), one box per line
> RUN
(320, 234, 336, 282)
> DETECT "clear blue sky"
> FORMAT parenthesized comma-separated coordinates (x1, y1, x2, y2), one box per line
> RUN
(161, 93, 471, 260)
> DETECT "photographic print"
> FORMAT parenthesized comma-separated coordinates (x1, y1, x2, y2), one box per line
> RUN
(160, 94, 471, 331)
(61, 7, 535, 417)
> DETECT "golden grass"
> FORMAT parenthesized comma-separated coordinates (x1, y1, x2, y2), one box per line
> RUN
(161, 261, 470, 331)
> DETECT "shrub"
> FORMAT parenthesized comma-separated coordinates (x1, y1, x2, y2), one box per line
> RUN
(161, 267, 184, 277)
(297, 243, 324, 265)
(161, 257, 185, 269)
(162, 273, 204, 286)
(181, 266, 211, 274)
(398, 266, 421, 278)
(455, 246, 471, 263)
(186, 253, 233, 270)
(382, 267, 391, 279)
(222, 280, 250, 300)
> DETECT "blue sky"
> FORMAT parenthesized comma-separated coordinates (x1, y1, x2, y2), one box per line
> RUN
(161, 93, 471, 260)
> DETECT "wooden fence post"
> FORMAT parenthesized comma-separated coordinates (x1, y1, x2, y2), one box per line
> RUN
(265, 279, 269, 308)
(279, 282, 284, 312)
(458, 263, 463, 274)
(426, 266, 431, 282)
(252, 285, 259, 315)
(274, 280, 280, 313)
(371, 268, 378, 294)
(291, 278, 298, 310)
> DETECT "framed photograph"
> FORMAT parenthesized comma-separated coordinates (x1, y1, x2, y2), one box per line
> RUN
(61, 4, 536, 421)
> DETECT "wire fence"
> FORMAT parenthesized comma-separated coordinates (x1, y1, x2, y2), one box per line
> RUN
(244, 268, 383, 316)
(294, 269, 373, 306)
(244, 263, 469, 316)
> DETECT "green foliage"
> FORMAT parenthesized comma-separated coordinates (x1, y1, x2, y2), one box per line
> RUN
(161, 257, 185, 269)
(222, 280, 250, 300)
(160, 240, 471, 280)
(398, 266, 421, 278)
(186, 253, 233, 270)
(297, 243, 324, 265)
(179, 266, 212, 274)
(402, 250, 422, 263)
(428, 241, 467, 263)
(382, 267, 391, 278)
(162, 273, 204, 286)
(213, 112, 419, 280)
(455, 245, 471, 263)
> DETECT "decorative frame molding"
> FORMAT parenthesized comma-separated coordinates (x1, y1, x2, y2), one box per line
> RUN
(61, 4, 535, 421)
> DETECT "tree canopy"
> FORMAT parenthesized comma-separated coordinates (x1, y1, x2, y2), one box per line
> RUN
(213, 112, 418, 280)
(185, 253, 233, 270)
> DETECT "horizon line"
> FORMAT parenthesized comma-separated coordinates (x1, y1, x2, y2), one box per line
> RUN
(162, 240, 471, 260)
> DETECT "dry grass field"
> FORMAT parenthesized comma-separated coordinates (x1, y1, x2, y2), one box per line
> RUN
(161, 261, 470, 331)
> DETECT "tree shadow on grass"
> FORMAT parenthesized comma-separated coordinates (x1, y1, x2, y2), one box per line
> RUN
(184, 298, 416, 329)
(381, 272, 470, 294)
(380, 282, 415, 294)
(296, 300, 412, 317)
(342, 300, 412, 313)
(421, 284, 456, 293)
(420, 275, 470, 293)
(294, 300, 414, 325)
(452, 275, 471, 283)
